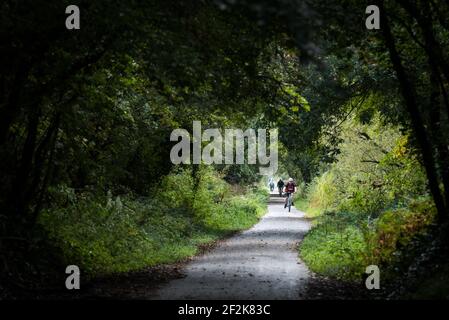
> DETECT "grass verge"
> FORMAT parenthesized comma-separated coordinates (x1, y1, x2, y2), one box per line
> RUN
(38, 168, 268, 277)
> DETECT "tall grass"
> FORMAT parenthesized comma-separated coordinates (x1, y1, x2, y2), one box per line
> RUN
(297, 117, 435, 281)
(38, 166, 268, 276)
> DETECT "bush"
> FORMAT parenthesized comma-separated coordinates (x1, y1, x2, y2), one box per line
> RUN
(39, 166, 268, 276)
(39, 193, 156, 274)
(307, 170, 338, 212)
(299, 199, 436, 281)
(298, 116, 435, 281)
(206, 192, 267, 231)
(301, 223, 367, 280)
(367, 199, 436, 267)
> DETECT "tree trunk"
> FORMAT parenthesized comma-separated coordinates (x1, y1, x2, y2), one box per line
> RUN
(429, 62, 449, 209)
(399, 1, 449, 85)
(378, 1, 447, 220)
(12, 107, 41, 218)
(30, 114, 61, 228)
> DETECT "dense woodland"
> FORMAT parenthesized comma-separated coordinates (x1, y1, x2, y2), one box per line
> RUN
(1, 0, 449, 299)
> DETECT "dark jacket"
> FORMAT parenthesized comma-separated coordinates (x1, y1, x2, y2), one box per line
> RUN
(277, 180, 284, 188)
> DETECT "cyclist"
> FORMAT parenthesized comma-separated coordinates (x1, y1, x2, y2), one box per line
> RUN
(284, 178, 296, 209)
(277, 178, 284, 197)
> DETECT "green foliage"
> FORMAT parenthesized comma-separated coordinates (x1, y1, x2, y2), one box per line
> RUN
(367, 200, 437, 267)
(222, 164, 261, 186)
(305, 171, 338, 215)
(299, 114, 436, 281)
(2, 0, 448, 298)
(302, 115, 428, 217)
(301, 222, 367, 280)
(39, 167, 267, 275)
(39, 192, 155, 274)
(0, 0, 292, 288)
(300, 200, 436, 281)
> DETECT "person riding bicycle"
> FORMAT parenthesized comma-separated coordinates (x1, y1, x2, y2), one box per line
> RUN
(284, 178, 296, 209)
(277, 178, 284, 196)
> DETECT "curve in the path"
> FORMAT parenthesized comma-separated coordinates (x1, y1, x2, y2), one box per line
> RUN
(153, 193, 311, 300)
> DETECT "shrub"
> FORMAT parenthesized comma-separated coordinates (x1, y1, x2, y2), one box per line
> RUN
(299, 199, 436, 281)
(367, 199, 436, 267)
(301, 223, 367, 280)
(39, 193, 156, 274)
(39, 167, 268, 276)
(298, 116, 435, 281)
(307, 170, 338, 212)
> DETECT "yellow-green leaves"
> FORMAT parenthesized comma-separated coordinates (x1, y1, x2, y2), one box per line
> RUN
(281, 84, 311, 112)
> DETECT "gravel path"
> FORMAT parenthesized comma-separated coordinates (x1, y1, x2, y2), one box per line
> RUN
(153, 193, 311, 300)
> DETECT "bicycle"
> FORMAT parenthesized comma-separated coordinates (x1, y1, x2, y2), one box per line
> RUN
(285, 192, 293, 212)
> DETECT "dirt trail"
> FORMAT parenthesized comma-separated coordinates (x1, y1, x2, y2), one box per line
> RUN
(153, 192, 311, 300)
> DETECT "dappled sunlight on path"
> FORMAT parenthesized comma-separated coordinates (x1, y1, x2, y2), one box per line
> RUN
(153, 192, 311, 300)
